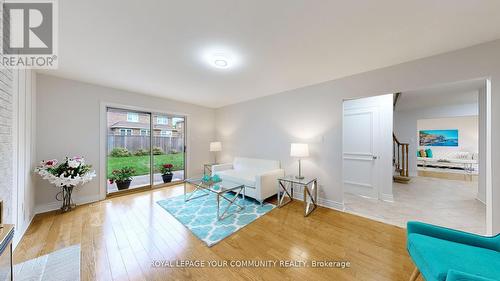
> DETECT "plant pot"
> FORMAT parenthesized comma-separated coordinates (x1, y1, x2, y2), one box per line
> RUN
(116, 179, 132, 190)
(162, 173, 173, 183)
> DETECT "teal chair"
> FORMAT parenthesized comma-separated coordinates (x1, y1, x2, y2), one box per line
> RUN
(407, 221, 500, 281)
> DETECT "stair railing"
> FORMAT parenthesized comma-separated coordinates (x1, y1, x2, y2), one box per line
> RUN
(393, 133, 409, 177)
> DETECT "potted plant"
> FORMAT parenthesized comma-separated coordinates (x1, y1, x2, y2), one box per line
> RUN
(109, 167, 135, 190)
(161, 163, 174, 183)
(35, 157, 96, 212)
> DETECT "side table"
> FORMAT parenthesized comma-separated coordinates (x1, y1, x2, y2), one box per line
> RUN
(203, 163, 218, 176)
(277, 176, 318, 216)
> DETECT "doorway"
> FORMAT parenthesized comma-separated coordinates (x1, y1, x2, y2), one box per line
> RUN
(106, 107, 186, 195)
(342, 79, 490, 235)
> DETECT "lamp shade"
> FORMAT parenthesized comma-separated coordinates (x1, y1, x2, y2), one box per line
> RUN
(290, 143, 309, 157)
(210, 141, 222, 152)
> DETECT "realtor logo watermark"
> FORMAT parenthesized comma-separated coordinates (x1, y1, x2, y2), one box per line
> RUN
(1, 0, 58, 68)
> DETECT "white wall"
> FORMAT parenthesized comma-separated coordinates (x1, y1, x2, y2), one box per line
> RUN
(343, 94, 393, 201)
(394, 102, 478, 176)
(417, 116, 478, 154)
(0, 68, 39, 247)
(216, 39, 500, 234)
(35, 74, 215, 212)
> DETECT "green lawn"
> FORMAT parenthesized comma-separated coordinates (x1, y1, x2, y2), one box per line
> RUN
(107, 154, 184, 178)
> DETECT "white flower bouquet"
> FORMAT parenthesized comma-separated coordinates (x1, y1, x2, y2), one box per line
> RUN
(35, 157, 96, 212)
(35, 157, 96, 187)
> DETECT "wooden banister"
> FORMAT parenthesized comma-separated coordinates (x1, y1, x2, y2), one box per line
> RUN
(393, 133, 409, 178)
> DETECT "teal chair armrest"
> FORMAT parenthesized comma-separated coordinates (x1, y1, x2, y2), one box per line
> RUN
(447, 269, 497, 281)
(407, 221, 500, 252)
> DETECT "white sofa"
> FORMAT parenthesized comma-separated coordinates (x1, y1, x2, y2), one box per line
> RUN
(417, 151, 478, 172)
(211, 157, 285, 204)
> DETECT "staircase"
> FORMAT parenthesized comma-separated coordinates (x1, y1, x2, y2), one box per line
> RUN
(393, 92, 411, 183)
(393, 133, 411, 183)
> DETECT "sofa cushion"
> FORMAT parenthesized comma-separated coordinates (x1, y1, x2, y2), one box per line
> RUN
(233, 157, 280, 173)
(455, 152, 470, 160)
(407, 233, 500, 281)
(417, 157, 437, 162)
(216, 169, 257, 188)
(431, 151, 475, 161)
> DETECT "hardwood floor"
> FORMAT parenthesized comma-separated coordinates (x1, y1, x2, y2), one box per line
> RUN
(14, 185, 419, 281)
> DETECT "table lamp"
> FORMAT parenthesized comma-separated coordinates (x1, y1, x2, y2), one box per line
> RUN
(210, 141, 222, 164)
(290, 143, 309, 179)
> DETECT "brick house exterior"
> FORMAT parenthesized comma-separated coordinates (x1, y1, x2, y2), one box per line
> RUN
(107, 108, 184, 137)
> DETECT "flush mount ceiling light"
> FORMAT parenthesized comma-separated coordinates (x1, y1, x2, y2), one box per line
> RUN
(200, 47, 242, 71)
(211, 53, 230, 69)
(214, 59, 228, 68)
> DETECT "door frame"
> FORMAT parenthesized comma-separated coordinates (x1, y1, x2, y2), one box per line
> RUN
(99, 102, 190, 200)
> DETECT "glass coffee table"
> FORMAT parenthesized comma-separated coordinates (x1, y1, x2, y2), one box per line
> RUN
(184, 177, 246, 220)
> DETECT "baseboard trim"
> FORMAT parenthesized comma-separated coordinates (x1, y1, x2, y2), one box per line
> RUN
(13, 213, 35, 250)
(476, 195, 486, 205)
(292, 193, 344, 211)
(34, 194, 101, 215)
(380, 193, 394, 202)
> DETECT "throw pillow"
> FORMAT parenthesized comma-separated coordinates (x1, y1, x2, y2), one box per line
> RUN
(425, 149, 433, 158)
(419, 149, 427, 158)
(417, 151, 421, 157)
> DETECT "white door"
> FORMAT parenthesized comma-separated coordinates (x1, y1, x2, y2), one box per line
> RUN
(343, 104, 380, 198)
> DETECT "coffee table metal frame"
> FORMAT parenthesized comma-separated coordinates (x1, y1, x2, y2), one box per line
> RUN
(184, 178, 246, 220)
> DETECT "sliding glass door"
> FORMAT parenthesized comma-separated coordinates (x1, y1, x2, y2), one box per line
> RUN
(152, 114, 185, 187)
(106, 108, 152, 193)
(106, 107, 186, 195)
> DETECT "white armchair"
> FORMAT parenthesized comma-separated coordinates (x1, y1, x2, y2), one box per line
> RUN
(211, 157, 285, 204)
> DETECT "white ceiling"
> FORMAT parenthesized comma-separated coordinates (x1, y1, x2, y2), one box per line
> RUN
(396, 79, 483, 112)
(41, 0, 500, 108)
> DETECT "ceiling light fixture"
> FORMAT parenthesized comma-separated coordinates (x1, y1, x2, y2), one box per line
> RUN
(214, 59, 228, 68)
(211, 54, 230, 69)
(200, 47, 242, 71)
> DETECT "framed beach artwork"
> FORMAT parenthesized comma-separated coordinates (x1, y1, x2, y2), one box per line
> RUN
(419, 129, 458, 147)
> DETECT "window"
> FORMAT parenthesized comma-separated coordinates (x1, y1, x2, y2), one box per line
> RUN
(120, 129, 132, 136)
(127, 112, 139, 122)
(160, 130, 172, 137)
(140, 129, 150, 136)
(157, 116, 168, 125)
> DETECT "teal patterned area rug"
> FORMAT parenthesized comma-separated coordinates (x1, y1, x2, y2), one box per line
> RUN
(157, 192, 275, 247)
